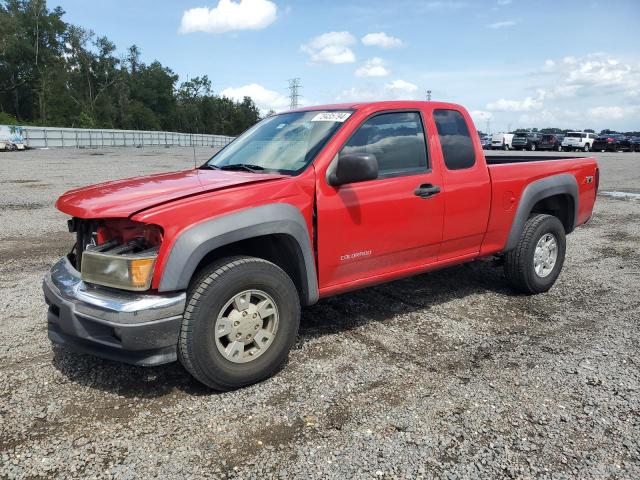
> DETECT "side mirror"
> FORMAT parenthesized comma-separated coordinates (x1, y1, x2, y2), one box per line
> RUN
(327, 153, 378, 187)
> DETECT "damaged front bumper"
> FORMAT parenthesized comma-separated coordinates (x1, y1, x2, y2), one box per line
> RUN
(43, 256, 185, 366)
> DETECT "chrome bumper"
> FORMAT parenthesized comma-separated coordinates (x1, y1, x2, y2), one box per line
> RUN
(43, 257, 186, 366)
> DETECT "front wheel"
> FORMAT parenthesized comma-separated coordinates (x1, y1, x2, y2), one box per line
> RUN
(504, 214, 566, 294)
(530, 143, 536, 151)
(557, 145, 562, 152)
(178, 256, 301, 390)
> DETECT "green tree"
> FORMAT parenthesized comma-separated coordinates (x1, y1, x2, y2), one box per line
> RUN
(0, 0, 262, 135)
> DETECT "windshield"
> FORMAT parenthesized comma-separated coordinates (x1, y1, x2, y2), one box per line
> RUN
(567, 132, 583, 138)
(203, 110, 353, 175)
(514, 133, 528, 138)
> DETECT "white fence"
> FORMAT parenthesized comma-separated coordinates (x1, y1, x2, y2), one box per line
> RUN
(19, 126, 234, 149)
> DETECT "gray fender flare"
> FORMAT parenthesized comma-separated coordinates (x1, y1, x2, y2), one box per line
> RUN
(158, 203, 319, 305)
(504, 173, 579, 252)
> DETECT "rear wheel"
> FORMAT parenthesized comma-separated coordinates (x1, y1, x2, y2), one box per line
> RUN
(504, 214, 566, 294)
(530, 143, 536, 151)
(557, 145, 562, 152)
(178, 256, 300, 390)
(583, 144, 590, 152)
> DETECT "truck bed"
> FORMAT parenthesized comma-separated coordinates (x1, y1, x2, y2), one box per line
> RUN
(480, 154, 598, 256)
(485, 155, 587, 165)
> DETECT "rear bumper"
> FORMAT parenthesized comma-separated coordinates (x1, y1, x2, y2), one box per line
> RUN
(43, 257, 186, 366)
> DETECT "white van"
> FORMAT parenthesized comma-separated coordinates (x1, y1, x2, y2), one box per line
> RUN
(562, 132, 596, 152)
(491, 132, 514, 150)
(0, 125, 26, 151)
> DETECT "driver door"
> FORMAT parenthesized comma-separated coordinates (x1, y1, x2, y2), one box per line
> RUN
(316, 110, 445, 291)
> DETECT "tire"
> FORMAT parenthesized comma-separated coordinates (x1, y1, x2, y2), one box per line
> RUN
(504, 214, 566, 294)
(530, 143, 536, 151)
(583, 144, 590, 152)
(178, 256, 300, 391)
(557, 145, 562, 152)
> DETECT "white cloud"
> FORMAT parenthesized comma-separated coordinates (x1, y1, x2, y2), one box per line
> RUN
(487, 95, 543, 112)
(544, 54, 640, 97)
(385, 79, 419, 94)
(336, 79, 420, 102)
(355, 58, 390, 77)
(361, 32, 403, 49)
(220, 83, 289, 112)
(301, 31, 356, 64)
(179, 0, 277, 34)
(470, 110, 493, 123)
(487, 20, 517, 28)
(497, 0, 512, 5)
(587, 106, 639, 121)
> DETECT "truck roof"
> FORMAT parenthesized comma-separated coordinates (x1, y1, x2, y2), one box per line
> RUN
(291, 100, 465, 112)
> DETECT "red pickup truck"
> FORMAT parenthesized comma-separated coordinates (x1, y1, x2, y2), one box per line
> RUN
(44, 101, 599, 390)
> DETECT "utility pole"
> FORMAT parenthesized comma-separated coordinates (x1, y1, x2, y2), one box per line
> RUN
(425, 89, 432, 101)
(486, 118, 491, 135)
(289, 78, 302, 109)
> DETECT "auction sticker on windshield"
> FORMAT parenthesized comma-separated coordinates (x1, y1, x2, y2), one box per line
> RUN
(311, 112, 352, 122)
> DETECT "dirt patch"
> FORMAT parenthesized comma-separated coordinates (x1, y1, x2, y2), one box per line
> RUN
(2, 202, 48, 211)
(0, 179, 41, 184)
(0, 231, 73, 265)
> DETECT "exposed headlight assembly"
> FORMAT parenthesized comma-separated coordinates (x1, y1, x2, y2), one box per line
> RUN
(81, 250, 157, 291)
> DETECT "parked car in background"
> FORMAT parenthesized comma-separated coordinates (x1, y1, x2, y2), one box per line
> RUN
(0, 125, 26, 151)
(480, 135, 492, 149)
(562, 132, 596, 152)
(629, 136, 640, 152)
(491, 132, 514, 150)
(512, 132, 543, 151)
(592, 134, 631, 152)
(538, 134, 565, 151)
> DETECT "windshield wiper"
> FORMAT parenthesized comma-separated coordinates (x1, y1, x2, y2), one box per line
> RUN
(217, 164, 265, 173)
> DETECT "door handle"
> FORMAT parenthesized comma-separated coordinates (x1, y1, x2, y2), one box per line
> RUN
(414, 183, 441, 199)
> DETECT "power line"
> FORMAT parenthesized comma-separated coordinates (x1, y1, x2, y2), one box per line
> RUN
(289, 78, 302, 109)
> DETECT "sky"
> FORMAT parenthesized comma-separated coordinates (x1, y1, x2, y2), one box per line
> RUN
(53, 0, 640, 132)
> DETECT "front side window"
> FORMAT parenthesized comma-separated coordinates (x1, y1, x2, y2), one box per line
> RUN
(433, 109, 475, 170)
(340, 112, 428, 177)
(204, 110, 352, 175)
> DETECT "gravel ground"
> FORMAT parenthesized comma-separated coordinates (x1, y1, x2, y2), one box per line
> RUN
(0, 147, 639, 479)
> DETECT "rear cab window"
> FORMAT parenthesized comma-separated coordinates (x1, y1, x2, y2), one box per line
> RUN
(433, 109, 475, 170)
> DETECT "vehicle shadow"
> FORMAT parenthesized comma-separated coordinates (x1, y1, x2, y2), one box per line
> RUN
(51, 259, 515, 398)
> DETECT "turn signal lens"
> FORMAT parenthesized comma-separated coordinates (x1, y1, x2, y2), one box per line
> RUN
(130, 258, 156, 288)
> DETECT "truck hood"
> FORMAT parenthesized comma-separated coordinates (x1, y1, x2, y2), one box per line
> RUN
(56, 168, 286, 218)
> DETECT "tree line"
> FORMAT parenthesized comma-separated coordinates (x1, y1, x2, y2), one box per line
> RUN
(0, 0, 261, 135)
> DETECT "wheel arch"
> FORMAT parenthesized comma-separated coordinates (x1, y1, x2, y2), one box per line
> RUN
(504, 174, 578, 252)
(158, 203, 319, 306)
